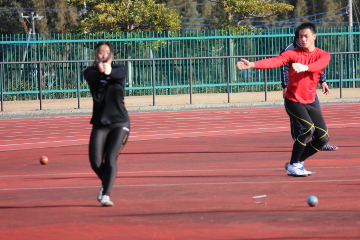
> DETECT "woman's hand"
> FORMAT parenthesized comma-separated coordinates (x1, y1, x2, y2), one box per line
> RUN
(103, 63, 112, 75)
(98, 62, 105, 73)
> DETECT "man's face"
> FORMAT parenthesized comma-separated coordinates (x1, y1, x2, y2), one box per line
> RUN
(298, 28, 316, 49)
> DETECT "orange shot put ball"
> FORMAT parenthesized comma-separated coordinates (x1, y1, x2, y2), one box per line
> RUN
(40, 156, 48, 165)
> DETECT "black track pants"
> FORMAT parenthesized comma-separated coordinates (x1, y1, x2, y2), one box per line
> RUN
(89, 122, 130, 196)
(284, 98, 329, 164)
(289, 94, 321, 141)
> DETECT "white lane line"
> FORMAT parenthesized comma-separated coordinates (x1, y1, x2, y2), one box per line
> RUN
(1, 166, 359, 178)
(1, 179, 360, 191)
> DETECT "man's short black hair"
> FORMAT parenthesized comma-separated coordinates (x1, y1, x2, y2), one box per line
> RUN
(295, 22, 316, 39)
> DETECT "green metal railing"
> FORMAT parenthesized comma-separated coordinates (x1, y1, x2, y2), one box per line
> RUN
(0, 27, 359, 111)
(1, 52, 359, 111)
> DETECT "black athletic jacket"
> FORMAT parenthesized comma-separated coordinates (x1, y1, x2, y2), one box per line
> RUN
(84, 64, 129, 126)
(280, 40, 326, 89)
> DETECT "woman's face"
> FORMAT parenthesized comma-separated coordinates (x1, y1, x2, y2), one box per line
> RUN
(96, 44, 111, 63)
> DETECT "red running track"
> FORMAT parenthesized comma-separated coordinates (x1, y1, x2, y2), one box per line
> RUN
(0, 103, 359, 239)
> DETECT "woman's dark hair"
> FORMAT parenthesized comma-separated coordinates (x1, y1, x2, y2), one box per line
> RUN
(93, 41, 114, 65)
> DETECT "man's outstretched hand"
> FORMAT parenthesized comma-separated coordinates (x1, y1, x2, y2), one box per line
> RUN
(236, 58, 254, 70)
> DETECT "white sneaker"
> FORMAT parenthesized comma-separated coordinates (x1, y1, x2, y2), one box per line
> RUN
(285, 161, 304, 170)
(286, 163, 308, 177)
(101, 195, 114, 207)
(299, 165, 314, 176)
(284, 161, 290, 170)
(97, 186, 103, 202)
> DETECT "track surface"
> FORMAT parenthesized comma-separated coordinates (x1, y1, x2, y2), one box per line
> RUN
(0, 104, 359, 239)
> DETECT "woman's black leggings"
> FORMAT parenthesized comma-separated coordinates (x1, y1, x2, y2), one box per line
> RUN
(284, 98, 329, 164)
(89, 122, 130, 196)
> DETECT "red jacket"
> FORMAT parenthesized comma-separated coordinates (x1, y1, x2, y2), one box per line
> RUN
(254, 47, 330, 104)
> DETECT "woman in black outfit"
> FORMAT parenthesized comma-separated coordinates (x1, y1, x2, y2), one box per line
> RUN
(83, 41, 130, 206)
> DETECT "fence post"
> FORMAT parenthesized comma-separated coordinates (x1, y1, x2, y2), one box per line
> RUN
(340, 54, 343, 98)
(77, 62, 81, 109)
(38, 62, 43, 110)
(264, 69, 268, 101)
(0, 64, 3, 111)
(226, 57, 231, 103)
(189, 59, 193, 105)
(152, 59, 156, 106)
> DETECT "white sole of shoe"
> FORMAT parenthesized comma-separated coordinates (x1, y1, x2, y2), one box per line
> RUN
(101, 202, 114, 207)
(306, 171, 315, 176)
(287, 173, 308, 177)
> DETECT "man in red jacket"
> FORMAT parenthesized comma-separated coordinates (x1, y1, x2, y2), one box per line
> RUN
(281, 36, 338, 152)
(236, 22, 330, 177)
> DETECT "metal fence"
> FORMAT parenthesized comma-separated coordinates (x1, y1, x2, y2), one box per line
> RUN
(1, 51, 359, 111)
(0, 27, 359, 111)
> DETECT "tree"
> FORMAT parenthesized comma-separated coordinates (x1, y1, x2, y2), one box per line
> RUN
(267, 0, 349, 28)
(0, 0, 78, 34)
(212, 0, 294, 29)
(44, 1, 79, 33)
(66, 0, 182, 32)
(312, 0, 344, 27)
(0, 0, 33, 34)
(166, 0, 200, 30)
(196, 0, 220, 30)
(293, 0, 309, 22)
